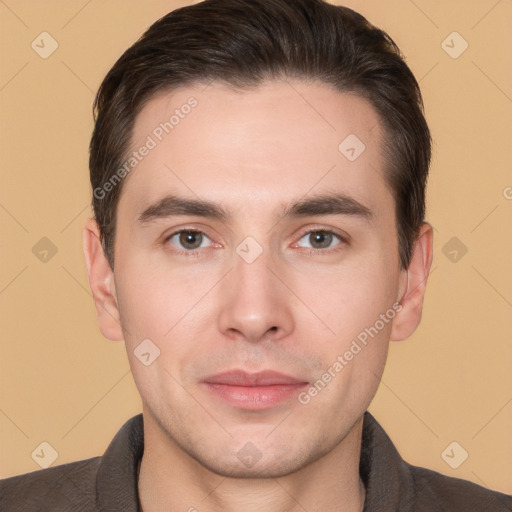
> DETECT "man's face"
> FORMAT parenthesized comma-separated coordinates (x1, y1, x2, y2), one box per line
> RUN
(109, 80, 407, 477)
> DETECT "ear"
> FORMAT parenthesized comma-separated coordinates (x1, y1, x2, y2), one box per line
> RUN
(82, 218, 124, 341)
(390, 222, 434, 342)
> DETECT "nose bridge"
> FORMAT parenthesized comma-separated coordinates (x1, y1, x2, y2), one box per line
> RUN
(234, 236, 275, 298)
(232, 235, 279, 312)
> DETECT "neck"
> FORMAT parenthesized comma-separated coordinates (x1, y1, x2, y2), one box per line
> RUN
(137, 414, 366, 512)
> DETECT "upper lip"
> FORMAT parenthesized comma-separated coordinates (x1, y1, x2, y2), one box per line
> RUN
(202, 370, 308, 386)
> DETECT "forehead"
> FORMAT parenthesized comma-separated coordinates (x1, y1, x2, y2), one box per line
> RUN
(117, 80, 392, 223)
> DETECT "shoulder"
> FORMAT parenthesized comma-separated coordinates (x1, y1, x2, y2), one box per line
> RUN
(361, 411, 511, 511)
(0, 456, 101, 511)
(0, 414, 144, 512)
(408, 463, 511, 511)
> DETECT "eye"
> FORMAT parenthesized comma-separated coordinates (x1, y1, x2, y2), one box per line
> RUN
(163, 228, 346, 256)
(165, 229, 213, 254)
(295, 229, 346, 252)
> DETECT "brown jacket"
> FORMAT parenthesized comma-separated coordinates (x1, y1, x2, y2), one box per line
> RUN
(1, 411, 510, 511)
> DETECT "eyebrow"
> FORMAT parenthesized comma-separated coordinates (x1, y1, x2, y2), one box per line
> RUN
(137, 192, 373, 225)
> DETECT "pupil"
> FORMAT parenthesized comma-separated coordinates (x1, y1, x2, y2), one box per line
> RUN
(312, 232, 331, 249)
(180, 231, 202, 249)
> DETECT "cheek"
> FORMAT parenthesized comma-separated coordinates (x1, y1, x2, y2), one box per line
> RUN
(114, 263, 178, 347)
(114, 257, 219, 386)
(294, 256, 399, 340)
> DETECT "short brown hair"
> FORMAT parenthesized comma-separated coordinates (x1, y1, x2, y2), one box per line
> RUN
(89, 0, 431, 270)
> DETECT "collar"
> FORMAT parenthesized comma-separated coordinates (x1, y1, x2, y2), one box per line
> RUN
(95, 411, 415, 511)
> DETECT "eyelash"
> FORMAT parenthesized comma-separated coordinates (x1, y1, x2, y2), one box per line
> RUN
(163, 228, 348, 257)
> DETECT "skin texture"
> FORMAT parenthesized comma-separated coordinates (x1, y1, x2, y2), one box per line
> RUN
(83, 80, 433, 512)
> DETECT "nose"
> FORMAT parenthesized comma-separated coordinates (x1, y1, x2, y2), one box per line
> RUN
(217, 244, 294, 344)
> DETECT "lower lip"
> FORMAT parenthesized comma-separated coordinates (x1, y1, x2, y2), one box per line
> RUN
(202, 382, 308, 410)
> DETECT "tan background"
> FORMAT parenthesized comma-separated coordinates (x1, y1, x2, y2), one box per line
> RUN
(1, 0, 511, 495)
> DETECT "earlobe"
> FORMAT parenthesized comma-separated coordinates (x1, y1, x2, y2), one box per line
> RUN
(390, 223, 434, 342)
(82, 218, 124, 341)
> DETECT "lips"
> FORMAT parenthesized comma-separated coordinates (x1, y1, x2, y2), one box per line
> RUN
(201, 370, 309, 410)
(202, 369, 307, 386)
